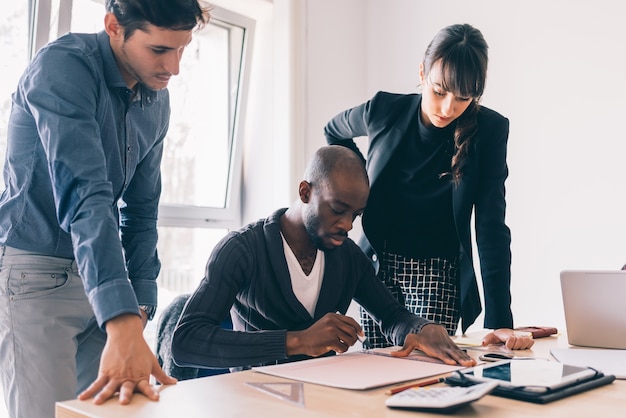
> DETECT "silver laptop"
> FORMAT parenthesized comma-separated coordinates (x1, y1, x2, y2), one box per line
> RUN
(560, 270, 626, 349)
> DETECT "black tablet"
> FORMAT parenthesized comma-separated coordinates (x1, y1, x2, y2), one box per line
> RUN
(458, 360, 597, 392)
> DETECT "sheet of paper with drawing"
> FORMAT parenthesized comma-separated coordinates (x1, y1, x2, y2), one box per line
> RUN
(252, 350, 464, 390)
(362, 346, 453, 364)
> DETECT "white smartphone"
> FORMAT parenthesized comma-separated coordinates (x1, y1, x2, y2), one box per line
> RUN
(459, 360, 597, 393)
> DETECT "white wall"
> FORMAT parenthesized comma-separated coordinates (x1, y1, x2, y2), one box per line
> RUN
(298, 0, 626, 333)
(224, 0, 626, 333)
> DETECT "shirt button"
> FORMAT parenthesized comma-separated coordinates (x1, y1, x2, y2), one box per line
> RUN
(372, 254, 378, 262)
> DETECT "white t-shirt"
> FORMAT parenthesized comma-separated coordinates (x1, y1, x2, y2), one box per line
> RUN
(281, 234, 324, 317)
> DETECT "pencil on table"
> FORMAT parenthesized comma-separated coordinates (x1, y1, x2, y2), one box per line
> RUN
(385, 377, 446, 395)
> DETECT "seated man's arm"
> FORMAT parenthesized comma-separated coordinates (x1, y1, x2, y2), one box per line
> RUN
(286, 312, 364, 357)
(171, 232, 288, 369)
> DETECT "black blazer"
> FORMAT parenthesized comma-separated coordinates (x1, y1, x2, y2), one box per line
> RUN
(324, 91, 513, 332)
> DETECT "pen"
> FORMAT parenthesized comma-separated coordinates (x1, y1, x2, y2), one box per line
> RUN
(357, 333, 372, 350)
(335, 310, 371, 350)
(385, 377, 446, 395)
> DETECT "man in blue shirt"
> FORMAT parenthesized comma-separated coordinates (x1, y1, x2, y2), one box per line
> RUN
(0, 1, 210, 417)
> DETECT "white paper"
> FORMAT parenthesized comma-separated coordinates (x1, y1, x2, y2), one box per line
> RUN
(253, 351, 463, 390)
(550, 348, 626, 379)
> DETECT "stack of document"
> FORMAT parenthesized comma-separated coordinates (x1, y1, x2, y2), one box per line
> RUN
(550, 348, 626, 379)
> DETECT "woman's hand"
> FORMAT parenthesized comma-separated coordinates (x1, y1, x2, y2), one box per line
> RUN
(482, 328, 535, 350)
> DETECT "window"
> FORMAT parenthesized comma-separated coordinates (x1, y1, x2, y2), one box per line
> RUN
(160, 8, 253, 228)
(0, 2, 30, 190)
(1, 0, 255, 309)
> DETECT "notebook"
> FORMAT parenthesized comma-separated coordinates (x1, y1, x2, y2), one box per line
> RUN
(560, 270, 626, 349)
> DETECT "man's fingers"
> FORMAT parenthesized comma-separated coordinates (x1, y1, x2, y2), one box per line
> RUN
(340, 316, 361, 330)
(135, 379, 159, 401)
(117, 380, 137, 405)
(389, 345, 413, 357)
(93, 379, 122, 405)
(151, 360, 178, 386)
(154, 372, 178, 386)
(447, 348, 476, 366)
(81, 377, 163, 405)
(77, 376, 107, 401)
(334, 340, 349, 353)
(333, 313, 363, 338)
(422, 345, 473, 366)
(116, 379, 158, 404)
(393, 337, 474, 366)
(99, 379, 159, 405)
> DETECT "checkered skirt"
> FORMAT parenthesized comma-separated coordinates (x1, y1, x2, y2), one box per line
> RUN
(360, 253, 460, 348)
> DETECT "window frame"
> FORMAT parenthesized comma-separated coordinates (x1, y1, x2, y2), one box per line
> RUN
(158, 6, 255, 230)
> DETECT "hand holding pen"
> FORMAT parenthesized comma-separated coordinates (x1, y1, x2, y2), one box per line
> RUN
(285, 312, 366, 357)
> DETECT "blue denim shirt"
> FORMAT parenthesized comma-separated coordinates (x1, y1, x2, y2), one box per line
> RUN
(0, 31, 169, 327)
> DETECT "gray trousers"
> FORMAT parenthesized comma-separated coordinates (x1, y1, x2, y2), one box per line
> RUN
(0, 246, 106, 418)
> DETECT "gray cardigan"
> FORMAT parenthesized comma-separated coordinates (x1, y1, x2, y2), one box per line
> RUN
(171, 208, 432, 369)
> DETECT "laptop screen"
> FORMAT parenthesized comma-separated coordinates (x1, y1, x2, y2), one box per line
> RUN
(560, 270, 626, 349)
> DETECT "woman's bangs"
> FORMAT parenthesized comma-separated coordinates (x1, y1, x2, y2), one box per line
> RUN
(440, 53, 485, 99)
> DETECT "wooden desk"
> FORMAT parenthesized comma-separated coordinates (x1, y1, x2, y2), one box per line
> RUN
(56, 333, 624, 418)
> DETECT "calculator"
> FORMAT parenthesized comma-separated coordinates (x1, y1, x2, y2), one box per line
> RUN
(385, 381, 499, 413)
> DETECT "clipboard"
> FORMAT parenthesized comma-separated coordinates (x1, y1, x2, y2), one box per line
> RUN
(444, 368, 615, 404)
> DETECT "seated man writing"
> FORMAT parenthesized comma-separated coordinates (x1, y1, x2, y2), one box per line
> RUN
(171, 145, 530, 371)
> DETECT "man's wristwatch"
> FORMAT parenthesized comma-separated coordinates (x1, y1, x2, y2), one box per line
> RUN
(138, 305, 156, 321)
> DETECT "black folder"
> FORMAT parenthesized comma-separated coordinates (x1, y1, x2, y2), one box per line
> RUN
(444, 369, 615, 404)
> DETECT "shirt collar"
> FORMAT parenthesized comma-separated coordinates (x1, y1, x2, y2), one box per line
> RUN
(96, 30, 159, 106)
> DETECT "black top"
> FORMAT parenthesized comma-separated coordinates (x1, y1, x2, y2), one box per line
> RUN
(378, 106, 459, 259)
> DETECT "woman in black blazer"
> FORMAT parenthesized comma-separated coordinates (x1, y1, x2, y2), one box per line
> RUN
(325, 24, 513, 346)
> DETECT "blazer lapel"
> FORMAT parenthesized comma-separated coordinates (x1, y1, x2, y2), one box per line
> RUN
(367, 95, 421, 187)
